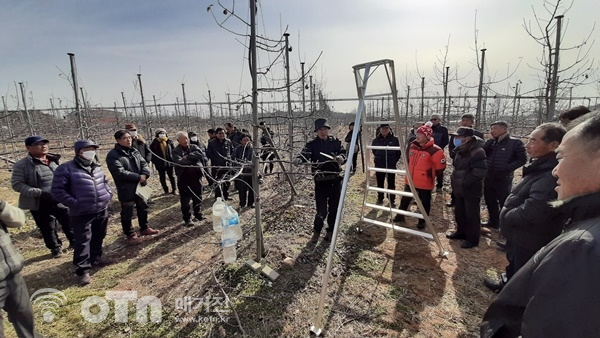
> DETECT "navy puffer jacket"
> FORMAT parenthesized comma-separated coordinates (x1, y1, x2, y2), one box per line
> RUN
(51, 157, 113, 216)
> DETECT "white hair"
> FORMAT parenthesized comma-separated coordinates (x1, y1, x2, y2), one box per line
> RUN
(175, 131, 188, 140)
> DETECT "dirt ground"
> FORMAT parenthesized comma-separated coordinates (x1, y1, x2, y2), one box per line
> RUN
(1, 143, 508, 338)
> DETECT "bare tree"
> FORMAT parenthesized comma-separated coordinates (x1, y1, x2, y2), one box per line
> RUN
(523, 0, 597, 121)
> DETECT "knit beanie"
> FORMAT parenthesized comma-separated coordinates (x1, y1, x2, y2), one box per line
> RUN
(417, 121, 433, 139)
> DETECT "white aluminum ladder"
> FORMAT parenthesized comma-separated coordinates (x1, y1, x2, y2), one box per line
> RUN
(354, 59, 447, 256)
(310, 59, 447, 337)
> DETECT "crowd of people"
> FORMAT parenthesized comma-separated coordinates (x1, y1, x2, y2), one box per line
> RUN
(2, 105, 599, 337)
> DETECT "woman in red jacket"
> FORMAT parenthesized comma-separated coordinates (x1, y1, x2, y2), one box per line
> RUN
(394, 122, 446, 229)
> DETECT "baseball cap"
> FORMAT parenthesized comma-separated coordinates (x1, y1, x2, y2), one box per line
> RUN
(25, 136, 49, 146)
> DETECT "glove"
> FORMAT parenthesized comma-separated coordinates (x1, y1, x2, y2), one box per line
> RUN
(40, 191, 54, 201)
(335, 155, 345, 165)
(292, 158, 302, 166)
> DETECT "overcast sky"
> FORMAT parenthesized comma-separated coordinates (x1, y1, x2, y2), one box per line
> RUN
(1, 0, 598, 115)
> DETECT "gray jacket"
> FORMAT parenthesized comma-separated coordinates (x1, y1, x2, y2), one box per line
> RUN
(11, 153, 61, 210)
(0, 200, 26, 281)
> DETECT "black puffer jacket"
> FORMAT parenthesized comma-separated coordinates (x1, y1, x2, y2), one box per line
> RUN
(481, 191, 600, 338)
(207, 137, 233, 167)
(371, 133, 401, 169)
(106, 144, 151, 202)
(450, 136, 487, 198)
(171, 144, 208, 181)
(483, 133, 527, 178)
(500, 154, 564, 251)
(296, 136, 346, 181)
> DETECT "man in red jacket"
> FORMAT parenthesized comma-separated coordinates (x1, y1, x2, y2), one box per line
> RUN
(394, 122, 446, 229)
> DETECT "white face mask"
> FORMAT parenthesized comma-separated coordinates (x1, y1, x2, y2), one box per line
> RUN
(190, 136, 198, 142)
(158, 133, 166, 139)
(81, 150, 96, 161)
(129, 131, 137, 137)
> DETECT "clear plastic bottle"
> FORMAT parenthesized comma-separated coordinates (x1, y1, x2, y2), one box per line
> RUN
(222, 238, 237, 263)
(228, 206, 243, 240)
(221, 206, 236, 241)
(212, 197, 226, 232)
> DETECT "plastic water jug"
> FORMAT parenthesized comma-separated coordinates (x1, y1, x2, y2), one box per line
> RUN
(221, 206, 236, 241)
(212, 197, 225, 232)
(227, 206, 243, 240)
(222, 238, 237, 263)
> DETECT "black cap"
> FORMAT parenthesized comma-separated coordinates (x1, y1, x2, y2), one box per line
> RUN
(74, 140, 99, 154)
(380, 123, 390, 128)
(314, 118, 331, 132)
(24, 136, 49, 146)
(450, 127, 474, 137)
(207, 128, 216, 134)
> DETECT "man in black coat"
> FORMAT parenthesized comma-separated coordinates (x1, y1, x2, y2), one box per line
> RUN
(225, 122, 244, 147)
(172, 131, 208, 226)
(106, 130, 157, 246)
(480, 112, 600, 338)
(371, 123, 401, 206)
(483, 123, 566, 292)
(293, 118, 346, 243)
(447, 114, 484, 207)
(447, 127, 487, 249)
(234, 134, 255, 208)
(430, 114, 449, 192)
(482, 121, 527, 229)
(207, 127, 234, 200)
(125, 123, 152, 164)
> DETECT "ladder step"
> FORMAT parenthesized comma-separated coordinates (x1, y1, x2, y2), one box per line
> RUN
(361, 217, 433, 240)
(364, 203, 424, 219)
(363, 120, 396, 126)
(367, 167, 406, 175)
(365, 145, 403, 151)
(366, 187, 414, 198)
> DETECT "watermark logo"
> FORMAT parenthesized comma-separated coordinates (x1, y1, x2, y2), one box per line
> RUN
(30, 288, 67, 323)
(81, 291, 162, 323)
(174, 295, 230, 323)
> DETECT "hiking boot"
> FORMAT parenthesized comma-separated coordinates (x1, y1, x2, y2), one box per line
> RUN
(51, 248, 63, 258)
(79, 273, 91, 286)
(126, 233, 142, 246)
(140, 227, 159, 236)
(91, 258, 114, 267)
(445, 201, 455, 207)
(248, 204, 255, 209)
(446, 232, 467, 240)
(461, 241, 478, 249)
(193, 214, 205, 222)
(183, 220, 195, 227)
(310, 232, 320, 243)
(324, 232, 333, 242)
(484, 276, 506, 293)
(393, 214, 405, 223)
(171, 190, 178, 196)
(417, 221, 426, 230)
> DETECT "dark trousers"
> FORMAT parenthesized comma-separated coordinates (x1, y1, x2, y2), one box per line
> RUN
(212, 168, 231, 199)
(120, 196, 149, 236)
(72, 210, 109, 276)
(436, 171, 444, 189)
(350, 152, 359, 173)
(157, 165, 176, 193)
(0, 273, 39, 338)
(236, 175, 255, 207)
(505, 240, 537, 280)
(260, 151, 274, 174)
(30, 202, 74, 251)
(375, 171, 396, 205)
(454, 196, 481, 245)
(399, 186, 432, 225)
(483, 176, 513, 226)
(313, 179, 342, 234)
(179, 179, 203, 221)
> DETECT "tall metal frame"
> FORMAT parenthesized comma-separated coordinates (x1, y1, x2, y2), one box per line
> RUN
(310, 59, 447, 336)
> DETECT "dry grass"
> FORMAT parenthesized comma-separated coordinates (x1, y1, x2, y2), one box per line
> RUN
(0, 136, 508, 338)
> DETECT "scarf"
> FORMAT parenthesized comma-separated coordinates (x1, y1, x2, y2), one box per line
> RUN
(159, 138, 168, 158)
